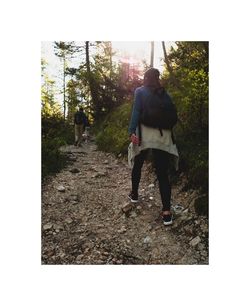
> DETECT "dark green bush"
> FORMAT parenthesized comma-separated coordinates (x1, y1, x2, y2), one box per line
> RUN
(95, 102, 132, 155)
(42, 116, 74, 144)
(175, 130, 208, 193)
(42, 137, 67, 178)
(42, 115, 74, 179)
(194, 195, 208, 216)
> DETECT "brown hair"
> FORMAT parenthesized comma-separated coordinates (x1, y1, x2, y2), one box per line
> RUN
(143, 68, 161, 89)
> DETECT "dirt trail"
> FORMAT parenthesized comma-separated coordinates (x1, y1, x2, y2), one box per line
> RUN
(42, 141, 208, 264)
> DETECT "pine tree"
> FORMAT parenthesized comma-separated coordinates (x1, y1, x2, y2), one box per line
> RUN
(41, 58, 61, 117)
(54, 41, 78, 120)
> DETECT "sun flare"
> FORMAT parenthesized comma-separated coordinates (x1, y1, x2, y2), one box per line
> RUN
(112, 41, 174, 71)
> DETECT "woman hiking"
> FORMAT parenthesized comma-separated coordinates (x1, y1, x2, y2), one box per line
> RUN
(128, 68, 179, 225)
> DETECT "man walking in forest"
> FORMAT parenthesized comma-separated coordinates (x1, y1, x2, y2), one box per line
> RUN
(74, 107, 89, 147)
(128, 68, 179, 225)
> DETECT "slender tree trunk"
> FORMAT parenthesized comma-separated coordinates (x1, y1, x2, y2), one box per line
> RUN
(162, 41, 185, 130)
(63, 56, 66, 120)
(162, 41, 182, 90)
(85, 41, 99, 117)
(109, 42, 112, 97)
(162, 41, 174, 76)
(150, 41, 154, 67)
(109, 41, 112, 80)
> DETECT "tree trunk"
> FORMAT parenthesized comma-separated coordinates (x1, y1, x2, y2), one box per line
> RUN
(150, 41, 154, 67)
(162, 41, 174, 76)
(162, 41, 182, 90)
(109, 42, 113, 97)
(162, 41, 185, 130)
(85, 41, 100, 117)
(63, 56, 66, 120)
(109, 41, 112, 80)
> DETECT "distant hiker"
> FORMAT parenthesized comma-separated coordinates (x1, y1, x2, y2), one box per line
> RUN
(74, 107, 89, 147)
(128, 68, 179, 226)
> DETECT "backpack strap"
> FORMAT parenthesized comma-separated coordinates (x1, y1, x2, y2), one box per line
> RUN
(138, 91, 150, 146)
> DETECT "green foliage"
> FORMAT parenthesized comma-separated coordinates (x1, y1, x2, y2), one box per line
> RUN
(194, 195, 208, 216)
(42, 136, 67, 178)
(42, 115, 74, 179)
(95, 102, 132, 155)
(41, 80, 62, 117)
(54, 41, 79, 60)
(176, 132, 208, 192)
(66, 79, 82, 123)
(74, 42, 142, 121)
(42, 116, 74, 143)
(165, 41, 208, 192)
(41, 58, 62, 117)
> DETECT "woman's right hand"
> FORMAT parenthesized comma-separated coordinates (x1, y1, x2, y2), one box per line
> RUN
(130, 133, 139, 145)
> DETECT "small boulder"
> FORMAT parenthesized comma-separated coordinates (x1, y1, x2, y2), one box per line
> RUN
(57, 185, 65, 192)
(53, 224, 64, 232)
(143, 236, 152, 244)
(65, 217, 73, 224)
(189, 236, 201, 247)
(43, 223, 53, 231)
(122, 203, 133, 213)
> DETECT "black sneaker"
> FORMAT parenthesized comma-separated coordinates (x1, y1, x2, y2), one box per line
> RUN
(128, 192, 139, 203)
(162, 214, 173, 226)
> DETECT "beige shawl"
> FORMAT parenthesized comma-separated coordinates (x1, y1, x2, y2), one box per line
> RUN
(128, 124, 179, 170)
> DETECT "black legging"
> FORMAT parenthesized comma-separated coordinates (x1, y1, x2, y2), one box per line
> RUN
(132, 149, 171, 211)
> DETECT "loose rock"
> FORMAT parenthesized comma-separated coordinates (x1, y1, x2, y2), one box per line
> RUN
(65, 217, 73, 224)
(57, 185, 65, 192)
(143, 236, 152, 244)
(189, 236, 201, 247)
(43, 223, 53, 230)
(117, 226, 127, 233)
(122, 203, 133, 213)
(53, 224, 64, 231)
(42, 142, 208, 265)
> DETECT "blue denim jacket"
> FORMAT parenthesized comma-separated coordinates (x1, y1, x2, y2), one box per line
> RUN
(128, 86, 172, 135)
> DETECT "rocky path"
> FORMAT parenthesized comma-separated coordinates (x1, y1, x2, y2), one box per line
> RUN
(42, 141, 208, 264)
